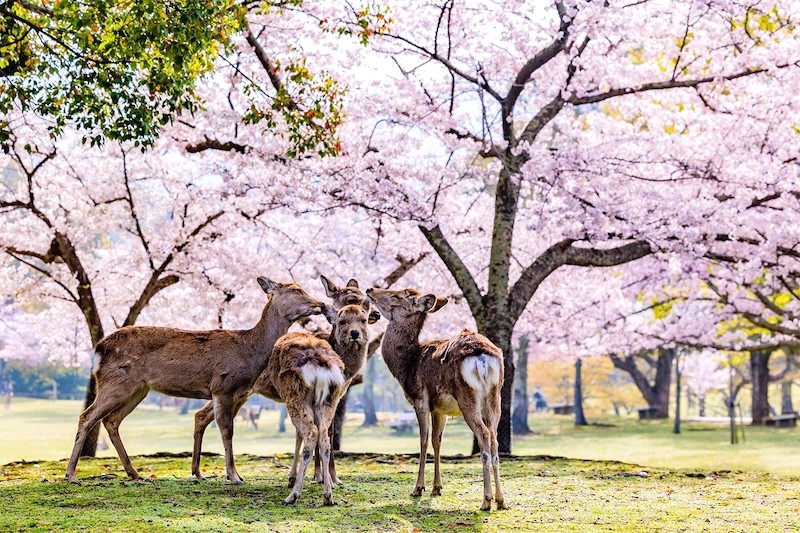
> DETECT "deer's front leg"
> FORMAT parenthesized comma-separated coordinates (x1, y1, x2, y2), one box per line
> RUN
(412, 405, 430, 497)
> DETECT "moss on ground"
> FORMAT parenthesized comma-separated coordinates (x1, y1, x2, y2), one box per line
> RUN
(2, 453, 799, 532)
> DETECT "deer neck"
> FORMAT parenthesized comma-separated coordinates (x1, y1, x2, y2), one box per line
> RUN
(248, 297, 291, 358)
(381, 313, 426, 379)
(331, 330, 368, 380)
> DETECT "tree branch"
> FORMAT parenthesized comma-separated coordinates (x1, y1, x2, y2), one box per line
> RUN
(418, 224, 484, 316)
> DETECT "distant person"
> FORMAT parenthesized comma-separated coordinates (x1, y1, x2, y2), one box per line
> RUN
(533, 387, 547, 412)
(2, 379, 13, 410)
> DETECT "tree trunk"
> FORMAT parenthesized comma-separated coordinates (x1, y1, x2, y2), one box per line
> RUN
(609, 348, 673, 418)
(278, 404, 287, 433)
(362, 354, 378, 426)
(781, 380, 794, 415)
(512, 336, 531, 434)
(673, 353, 682, 434)
(574, 358, 588, 426)
(750, 350, 771, 425)
(332, 387, 349, 451)
(699, 395, 706, 417)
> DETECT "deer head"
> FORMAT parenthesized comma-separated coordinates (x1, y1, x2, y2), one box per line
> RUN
(258, 277, 325, 322)
(323, 300, 371, 346)
(320, 275, 381, 324)
(365, 287, 448, 320)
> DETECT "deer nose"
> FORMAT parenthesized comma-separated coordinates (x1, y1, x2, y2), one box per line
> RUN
(350, 330, 360, 340)
(366, 288, 373, 294)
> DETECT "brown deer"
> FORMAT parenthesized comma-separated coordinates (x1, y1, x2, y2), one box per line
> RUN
(190, 275, 377, 481)
(65, 277, 324, 485)
(267, 299, 371, 505)
(366, 287, 507, 511)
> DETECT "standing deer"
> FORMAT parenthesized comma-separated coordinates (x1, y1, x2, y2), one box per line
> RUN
(65, 277, 324, 485)
(366, 287, 507, 511)
(190, 275, 378, 482)
(267, 299, 371, 505)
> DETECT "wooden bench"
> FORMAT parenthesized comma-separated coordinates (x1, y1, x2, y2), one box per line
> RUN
(765, 413, 798, 428)
(386, 413, 418, 433)
(551, 404, 574, 415)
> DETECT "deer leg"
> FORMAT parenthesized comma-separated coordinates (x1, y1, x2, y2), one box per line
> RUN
(191, 401, 215, 480)
(213, 394, 243, 485)
(430, 413, 447, 496)
(317, 402, 337, 506)
(486, 390, 507, 510)
(288, 430, 302, 487)
(284, 399, 318, 505)
(411, 405, 430, 497)
(66, 387, 130, 483)
(462, 407, 494, 511)
(102, 387, 148, 481)
(328, 424, 341, 485)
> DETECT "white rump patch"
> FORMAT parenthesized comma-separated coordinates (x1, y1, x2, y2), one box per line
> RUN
(460, 355, 501, 398)
(300, 364, 345, 404)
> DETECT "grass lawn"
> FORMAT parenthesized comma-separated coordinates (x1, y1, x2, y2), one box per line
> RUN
(3, 397, 800, 475)
(3, 398, 800, 531)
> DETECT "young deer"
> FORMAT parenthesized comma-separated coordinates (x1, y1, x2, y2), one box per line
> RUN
(267, 300, 371, 505)
(366, 287, 507, 511)
(190, 275, 377, 481)
(65, 277, 324, 485)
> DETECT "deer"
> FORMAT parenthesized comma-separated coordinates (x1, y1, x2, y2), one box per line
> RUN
(65, 277, 324, 485)
(266, 299, 372, 505)
(365, 286, 508, 511)
(190, 275, 378, 483)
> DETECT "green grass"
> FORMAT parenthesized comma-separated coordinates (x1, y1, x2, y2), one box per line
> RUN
(4, 398, 800, 531)
(2, 453, 800, 531)
(3, 397, 800, 475)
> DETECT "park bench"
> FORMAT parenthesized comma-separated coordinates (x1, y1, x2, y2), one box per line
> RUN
(386, 412, 418, 433)
(637, 407, 661, 420)
(551, 404, 574, 415)
(765, 413, 798, 428)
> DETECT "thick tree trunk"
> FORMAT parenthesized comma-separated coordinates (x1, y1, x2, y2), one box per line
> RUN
(750, 350, 771, 425)
(781, 381, 794, 415)
(699, 395, 706, 417)
(512, 336, 531, 434)
(574, 358, 588, 426)
(609, 348, 673, 418)
(362, 354, 378, 426)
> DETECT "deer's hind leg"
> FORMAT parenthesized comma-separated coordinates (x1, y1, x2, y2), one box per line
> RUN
(485, 387, 507, 510)
(316, 394, 341, 505)
(102, 386, 148, 480)
(66, 378, 139, 483)
(284, 397, 318, 505)
(462, 403, 494, 511)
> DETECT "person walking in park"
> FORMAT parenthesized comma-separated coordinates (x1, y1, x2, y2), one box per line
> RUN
(2, 379, 13, 410)
(533, 387, 547, 412)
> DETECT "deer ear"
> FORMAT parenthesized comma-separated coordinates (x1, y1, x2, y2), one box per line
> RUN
(323, 304, 337, 325)
(415, 294, 437, 313)
(346, 278, 359, 288)
(257, 276, 280, 294)
(430, 296, 448, 313)
(320, 275, 339, 297)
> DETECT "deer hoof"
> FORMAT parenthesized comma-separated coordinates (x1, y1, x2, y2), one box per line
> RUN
(283, 494, 298, 505)
(66, 476, 80, 485)
(411, 486, 425, 497)
(333, 477, 343, 486)
(480, 498, 492, 512)
(323, 496, 335, 506)
(431, 486, 442, 496)
(496, 499, 509, 510)
(193, 474, 207, 482)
